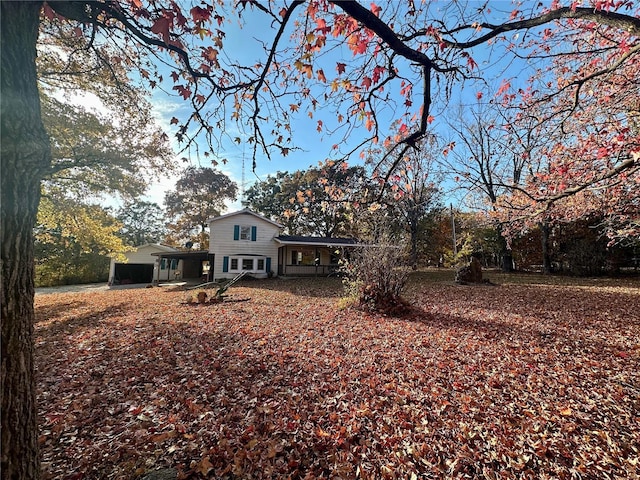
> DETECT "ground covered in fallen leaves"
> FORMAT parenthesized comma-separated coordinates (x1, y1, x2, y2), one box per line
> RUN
(35, 271, 640, 479)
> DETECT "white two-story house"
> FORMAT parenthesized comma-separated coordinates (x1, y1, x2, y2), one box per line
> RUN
(206, 208, 359, 281)
(208, 208, 282, 279)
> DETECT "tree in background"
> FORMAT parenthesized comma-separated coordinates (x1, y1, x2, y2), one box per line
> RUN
(243, 162, 370, 237)
(442, 103, 545, 271)
(367, 132, 443, 268)
(34, 194, 129, 287)
(3, 1, 640, 476)
(38, 14, 176, 200)
(164, 166, 238, 249)
(32, 18, 176, 287)
(116, 200, 168, 247)
(243, 171, 299, 233)
(494, 10, 640, 249)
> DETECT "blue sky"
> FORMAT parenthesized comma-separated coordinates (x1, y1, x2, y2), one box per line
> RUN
(135, 1, 535, 213)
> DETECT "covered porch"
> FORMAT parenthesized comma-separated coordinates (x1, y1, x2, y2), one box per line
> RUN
(274, 236, 359, 277)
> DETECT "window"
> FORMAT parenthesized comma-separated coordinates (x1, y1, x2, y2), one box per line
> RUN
(242, 259, 254, 270)
(240, 225, 251, 240)
(234, 224, 257, 241)
(227, 256, 268, 273)
(291, 248, 315, 266)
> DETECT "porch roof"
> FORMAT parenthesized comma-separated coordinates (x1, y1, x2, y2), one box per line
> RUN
(274, 235, 360, 248)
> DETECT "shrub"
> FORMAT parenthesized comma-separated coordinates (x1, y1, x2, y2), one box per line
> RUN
(340, 226, 410, 315)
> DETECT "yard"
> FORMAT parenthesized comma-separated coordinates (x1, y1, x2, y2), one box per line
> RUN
(35, 271, 639, 479)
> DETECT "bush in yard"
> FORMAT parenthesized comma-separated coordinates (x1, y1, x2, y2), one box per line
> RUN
(341, 224, 410, 315)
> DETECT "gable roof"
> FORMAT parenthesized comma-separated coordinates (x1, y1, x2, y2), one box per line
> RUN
(274, 235, 360, 247)
(208, 208, 282, 228)
(136, 243, 180, 253)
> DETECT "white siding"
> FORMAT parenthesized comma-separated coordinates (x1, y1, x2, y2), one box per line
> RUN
(109, 244, 178, 283)
(125, 245, 171, 263)
(209, 212, 280, 279)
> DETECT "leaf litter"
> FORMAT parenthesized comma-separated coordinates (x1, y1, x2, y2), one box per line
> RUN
(35, 276, 640, 479)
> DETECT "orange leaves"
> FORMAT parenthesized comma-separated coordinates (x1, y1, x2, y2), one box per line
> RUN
(173, 84, 191, 100)
(294, 60, 313, 79)
(365, 116, 375, 131)
(151, 16, 172, 43)
(348, 32, 370, 55)
(496, 79, 511, 97)
(34, 276, 640, 479)
(190, 5, 211, 24)
(194, 455, 213, 476)
(202, 46, 218, 63)
(315, 17, 331, 35)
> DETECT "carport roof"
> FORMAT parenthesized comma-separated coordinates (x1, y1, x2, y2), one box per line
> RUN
(150, 250, 210, 260)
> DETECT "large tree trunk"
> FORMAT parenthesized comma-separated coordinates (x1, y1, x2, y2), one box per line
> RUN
(540, 221, 552, 275)
(1, 2, 48, 479)
(408, 216, 419, 269)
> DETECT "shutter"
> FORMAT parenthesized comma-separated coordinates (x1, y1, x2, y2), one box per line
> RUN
(222, 256, 229, 273)
(233, 225, 240, 240)
(251, 225, 257, 241)
(266, 257, 271, 273)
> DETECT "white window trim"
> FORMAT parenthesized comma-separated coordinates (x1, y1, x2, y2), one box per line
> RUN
(228, 256, 266, 273)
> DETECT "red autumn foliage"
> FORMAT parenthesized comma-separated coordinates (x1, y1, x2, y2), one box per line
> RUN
(35, 274, 639, 479)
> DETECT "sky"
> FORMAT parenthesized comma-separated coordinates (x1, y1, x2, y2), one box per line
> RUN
(106, 1, 538, 214)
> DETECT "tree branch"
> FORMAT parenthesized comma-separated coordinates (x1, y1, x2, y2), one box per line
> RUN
(443, 7, 640, 49)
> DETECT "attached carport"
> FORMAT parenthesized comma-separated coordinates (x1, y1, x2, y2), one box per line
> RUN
(109, 243, 179, 286)
(112, 263, 155, 284)
(151, 250, 214, 283)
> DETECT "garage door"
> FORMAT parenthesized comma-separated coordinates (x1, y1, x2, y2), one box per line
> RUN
(113, 263, 154, 284)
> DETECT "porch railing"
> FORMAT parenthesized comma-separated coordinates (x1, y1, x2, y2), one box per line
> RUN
(280, 264, 340, 276)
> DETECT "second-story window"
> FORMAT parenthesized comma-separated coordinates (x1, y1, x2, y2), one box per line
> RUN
(240, 225, 251, 240)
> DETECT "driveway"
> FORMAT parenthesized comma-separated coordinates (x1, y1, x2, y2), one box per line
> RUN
(35, 281, 191, 295)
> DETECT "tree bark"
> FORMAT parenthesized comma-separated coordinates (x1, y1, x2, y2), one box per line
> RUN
(540, 221, 552, 275)
(408, 212, 419, 269)
(1, 2, 49, 479)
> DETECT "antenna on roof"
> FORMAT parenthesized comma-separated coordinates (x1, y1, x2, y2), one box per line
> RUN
(241, 146, 246, 204)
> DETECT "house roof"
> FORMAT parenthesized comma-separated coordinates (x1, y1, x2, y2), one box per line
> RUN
(137, 243, 180, 253)
(208, 208, 282, 228)
(274, 235, 360, 247)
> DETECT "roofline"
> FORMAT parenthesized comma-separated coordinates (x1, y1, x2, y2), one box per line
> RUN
(274, 238, 362, 247)
(207, 208, 283, 228)
(150, 250, 209, 257)
(138, 243, 180, 252)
